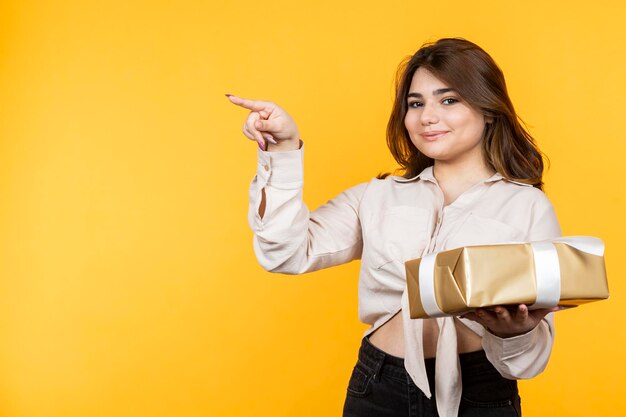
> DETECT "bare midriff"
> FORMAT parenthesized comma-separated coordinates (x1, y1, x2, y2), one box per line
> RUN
(368, 310, 483, 359)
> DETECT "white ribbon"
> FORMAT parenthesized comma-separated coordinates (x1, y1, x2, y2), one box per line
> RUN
(417, 236, 605, 316)
(529, 241, 561, 308)
(550, 236, 604, 256)
(418, 252, 446, 317)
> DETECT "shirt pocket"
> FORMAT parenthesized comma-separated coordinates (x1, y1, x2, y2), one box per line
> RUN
(444, 213, 524, 250)
(364, 206, 430, 269)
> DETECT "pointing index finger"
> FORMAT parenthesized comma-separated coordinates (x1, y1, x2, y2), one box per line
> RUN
(226, 94, 273, 112)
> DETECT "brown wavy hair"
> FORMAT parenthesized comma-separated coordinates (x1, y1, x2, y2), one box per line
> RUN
(382, 38, 546, 189)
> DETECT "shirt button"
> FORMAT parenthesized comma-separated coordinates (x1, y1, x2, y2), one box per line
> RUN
(263, 164, 269, 172)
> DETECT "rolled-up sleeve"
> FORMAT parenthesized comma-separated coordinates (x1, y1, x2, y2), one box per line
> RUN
(481, 313, 555, 379)
(248, 143, 367, 274)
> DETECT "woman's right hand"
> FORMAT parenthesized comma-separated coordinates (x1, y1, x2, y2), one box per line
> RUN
(226, 94, 301, 151)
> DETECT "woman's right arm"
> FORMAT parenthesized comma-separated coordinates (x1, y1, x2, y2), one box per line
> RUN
(228, 95, 367, 274)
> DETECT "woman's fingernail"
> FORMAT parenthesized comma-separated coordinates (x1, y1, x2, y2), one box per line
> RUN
(265, 135, 277, 144)
(258, 141, 265, 151)
(225, 94, 232, 97)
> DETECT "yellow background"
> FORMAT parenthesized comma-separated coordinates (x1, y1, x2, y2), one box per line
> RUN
(1, 0, 624, 416)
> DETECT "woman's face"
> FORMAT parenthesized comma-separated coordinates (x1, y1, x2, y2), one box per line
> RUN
(404, 67, 487, 166)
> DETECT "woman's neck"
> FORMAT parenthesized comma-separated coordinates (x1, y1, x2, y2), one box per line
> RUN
(433, 159, 495, 184)
(432, 159, 496, 206)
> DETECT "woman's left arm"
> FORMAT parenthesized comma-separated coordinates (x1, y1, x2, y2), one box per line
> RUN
(462, 192, 562, 379)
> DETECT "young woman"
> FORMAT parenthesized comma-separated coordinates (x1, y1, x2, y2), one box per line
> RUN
(227, 38, 562, 417)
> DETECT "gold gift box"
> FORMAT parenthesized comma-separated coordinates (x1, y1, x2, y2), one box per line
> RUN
(405, 238, 609, 319)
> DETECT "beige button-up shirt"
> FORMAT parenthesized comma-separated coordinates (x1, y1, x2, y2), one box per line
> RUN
(248, 144, 561, 417)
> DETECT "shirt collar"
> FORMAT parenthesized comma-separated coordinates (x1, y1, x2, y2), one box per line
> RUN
(391, 166, 530, 186)
(391, 166, 437, 183)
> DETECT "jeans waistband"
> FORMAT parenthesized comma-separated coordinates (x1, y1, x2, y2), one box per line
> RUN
(358, 336, 491, 386)
(358, 336, 435, 388)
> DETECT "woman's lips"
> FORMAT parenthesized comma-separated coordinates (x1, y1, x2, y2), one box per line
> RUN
(419, 131, 449, 141)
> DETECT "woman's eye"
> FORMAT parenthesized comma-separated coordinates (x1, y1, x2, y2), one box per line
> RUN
(408, 101, 423, 108)
(442, 98, 459, 105)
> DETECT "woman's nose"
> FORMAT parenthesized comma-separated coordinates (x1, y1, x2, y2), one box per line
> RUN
(420, 104, 439, 125)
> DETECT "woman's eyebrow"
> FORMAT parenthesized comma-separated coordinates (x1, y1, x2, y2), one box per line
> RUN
(407, 88, 457, 99)
(433, 88, 456, 95)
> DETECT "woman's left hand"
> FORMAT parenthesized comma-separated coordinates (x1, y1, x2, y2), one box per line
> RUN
(460, 304, 562, 338)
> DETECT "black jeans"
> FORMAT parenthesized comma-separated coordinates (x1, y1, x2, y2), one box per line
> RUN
(342, 336, 521, 417)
